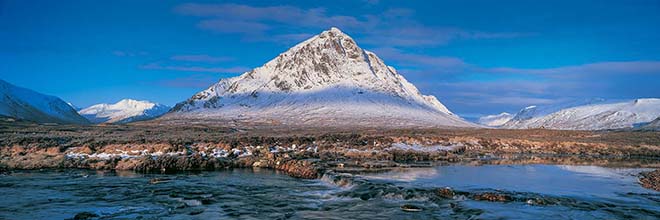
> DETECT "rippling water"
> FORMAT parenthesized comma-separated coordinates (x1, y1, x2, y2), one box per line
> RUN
(0, 165, 658, 219)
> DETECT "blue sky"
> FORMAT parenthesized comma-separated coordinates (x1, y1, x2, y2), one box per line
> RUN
(1, 0, 660, 118)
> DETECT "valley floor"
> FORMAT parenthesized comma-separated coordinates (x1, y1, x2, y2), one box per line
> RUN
(1, 118, 659, 190)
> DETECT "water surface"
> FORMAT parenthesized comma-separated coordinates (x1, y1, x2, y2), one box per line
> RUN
(0, 165, 658, 219)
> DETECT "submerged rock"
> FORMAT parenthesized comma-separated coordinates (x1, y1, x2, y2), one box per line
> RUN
(72, 212, 99, 220)
(435, 187, 455, 199)
(639, 169, 660, 191)
(472, 192, 513, 202)
(0, 166, 10, 176)
(401, 204, 423, 212)
(149, 177, 171, 184)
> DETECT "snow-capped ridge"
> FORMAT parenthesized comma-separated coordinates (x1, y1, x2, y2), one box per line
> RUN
(0, 79, 89, 124)
(633, 98, 659, 105)
(79, 99, 170, 124)
(478, 112, 514, 127)
(503, 98, 660, 130)
(166, 27, 473, 128)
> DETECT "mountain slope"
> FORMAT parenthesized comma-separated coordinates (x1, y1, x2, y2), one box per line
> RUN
(504, 98, 607, 126)
(478, 112, 513, 127)
(164, 27, 474, 128)
(0, 80, 89, 124)
(503, 98, 660, 130)
(640, 117, 660, 130)
(79, 99, 170, 124)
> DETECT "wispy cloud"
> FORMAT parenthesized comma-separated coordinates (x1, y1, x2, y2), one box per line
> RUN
(170, 54, 233, 63)
(370, 47, 468, 72)
(381, 48, 660, 81)
(486, 61, 660, 77)
(175, 3, 367, 32)
(196, 19, 271, 35)
(359, 26, 530, 47)
(174, 3, 529, 46)
(113, 50, 148, 57)
(140, 63, 249, 73)
(154, 74, 225, 88)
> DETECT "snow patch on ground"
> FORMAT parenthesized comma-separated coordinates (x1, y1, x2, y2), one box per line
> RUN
(66, 149, 185, 160)
(65, 144, 320, 160)
(387, 143, 463, 152)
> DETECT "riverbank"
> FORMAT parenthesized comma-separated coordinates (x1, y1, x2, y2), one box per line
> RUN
(1, 121, 659, 189)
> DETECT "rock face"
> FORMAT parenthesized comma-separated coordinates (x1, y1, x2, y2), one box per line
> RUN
(165, 27, 474, 128)
(503, 99, 660, 130)
(79, 99, 170, 124)
(478, 112, 513, 127)
(0, 80, 89, 124)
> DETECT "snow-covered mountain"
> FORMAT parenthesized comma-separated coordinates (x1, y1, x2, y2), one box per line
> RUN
(164, 27, 474, 128)
(505, 98, 607, 125)
(79, 99, 170, 124)
(0, 79, 89, 124)
(478, 112, 513, 127)
(640, 117, 660, 130)
(502, 98, 660, 130)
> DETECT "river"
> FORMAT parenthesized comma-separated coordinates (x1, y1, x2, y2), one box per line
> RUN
(0, 164, 658, 219)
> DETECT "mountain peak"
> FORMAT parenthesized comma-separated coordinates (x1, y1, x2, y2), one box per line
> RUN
(319, 27, 348, 38)
(114, 99, 159, 107)
(478, 112, 514, 127)
(328, 26, 343, 33)
(79, 99, 169, 124)
(165, 28, 474, 128)
(118, 98, 139, 103)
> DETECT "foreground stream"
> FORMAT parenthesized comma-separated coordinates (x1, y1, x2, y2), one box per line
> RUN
(1, 165, 658, 219)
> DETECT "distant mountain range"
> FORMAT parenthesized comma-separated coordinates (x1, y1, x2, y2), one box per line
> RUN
(0, 79, 89, 124)
(78, 99, 170, 124)
(0, 79, 168, 125)
(477, 112, 513, 127)
(640, 117, 660, 130)
(163, 27, 474, 128)
(479, 98, 660, 130)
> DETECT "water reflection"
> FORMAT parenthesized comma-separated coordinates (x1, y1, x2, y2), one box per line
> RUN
(360, 167, 439, 182)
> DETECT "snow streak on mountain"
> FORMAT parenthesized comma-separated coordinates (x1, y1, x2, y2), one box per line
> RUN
(165, 27, 474, 128)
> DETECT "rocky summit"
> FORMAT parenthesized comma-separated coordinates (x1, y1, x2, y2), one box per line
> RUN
(163, 27, 474, 128)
